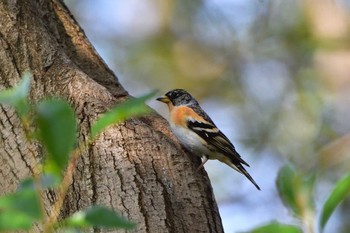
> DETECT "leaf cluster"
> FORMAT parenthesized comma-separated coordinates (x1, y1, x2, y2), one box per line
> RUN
(247, 165, 350, 233)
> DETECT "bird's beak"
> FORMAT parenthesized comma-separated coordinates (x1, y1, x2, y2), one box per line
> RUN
(156, 95, 170, 103)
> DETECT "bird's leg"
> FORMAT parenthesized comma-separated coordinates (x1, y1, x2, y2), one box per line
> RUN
(197, 157, 208, 171)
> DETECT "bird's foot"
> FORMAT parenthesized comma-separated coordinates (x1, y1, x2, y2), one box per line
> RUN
(196, 157, 208, 171)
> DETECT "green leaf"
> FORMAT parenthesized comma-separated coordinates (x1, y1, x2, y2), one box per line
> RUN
(276, 165, 315, 217)
(320, 173, 350, 231)
(0, 71, 32, 117)
(63, 205, 135, 230)
(18, 177, 36, 190)
(276, 165, 299, 215)
(90, 91, 156, 139)
(36, 99, 76, 174)
(0, 180, 43, 230)
(248, 221, 302, 233)
(0, 210, 34, 230)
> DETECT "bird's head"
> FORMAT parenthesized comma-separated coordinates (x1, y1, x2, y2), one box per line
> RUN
(156, 89, 196, 107)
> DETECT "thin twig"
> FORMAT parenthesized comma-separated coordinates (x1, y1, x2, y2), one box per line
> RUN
(42, 141, 87, 233)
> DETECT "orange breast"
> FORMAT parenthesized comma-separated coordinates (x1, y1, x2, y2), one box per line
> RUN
(170, 106, 206, 127)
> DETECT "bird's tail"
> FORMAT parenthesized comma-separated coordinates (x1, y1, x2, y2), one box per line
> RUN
(239, 165, 261, 190)
(226, 160, 261, 190)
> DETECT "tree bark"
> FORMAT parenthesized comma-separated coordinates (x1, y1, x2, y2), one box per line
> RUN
(0, 1, 223, 232)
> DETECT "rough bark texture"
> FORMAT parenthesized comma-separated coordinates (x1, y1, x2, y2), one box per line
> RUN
(0, 1, 223, 232)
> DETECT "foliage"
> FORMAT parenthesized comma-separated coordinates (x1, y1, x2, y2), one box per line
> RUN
(0, 72, 31, 118)
(248, 165, 350, 233)
(248, 221, 302, 233)
(63, 206, 135, 229)
(0, 73, 155, 232)
(37, 99, 77, 174)
(320, 173, 350, 231)
(90, 91, 156, 139)
(0, 179, 42, 231)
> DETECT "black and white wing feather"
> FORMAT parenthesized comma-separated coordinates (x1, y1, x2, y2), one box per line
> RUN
(186, 105, 250, 167)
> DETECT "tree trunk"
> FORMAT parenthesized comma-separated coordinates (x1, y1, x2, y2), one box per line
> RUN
(0, 1, 223, 232)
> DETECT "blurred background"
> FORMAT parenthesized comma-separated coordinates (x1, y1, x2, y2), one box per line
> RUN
(64, 0, 350, 232)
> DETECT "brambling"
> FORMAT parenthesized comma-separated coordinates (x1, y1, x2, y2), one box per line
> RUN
(157, 89, 260, 190)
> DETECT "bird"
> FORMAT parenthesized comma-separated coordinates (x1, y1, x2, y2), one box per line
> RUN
(156, 89, 260, 190)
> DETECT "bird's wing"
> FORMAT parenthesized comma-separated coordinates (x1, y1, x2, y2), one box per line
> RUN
(186, 117, 249, 167)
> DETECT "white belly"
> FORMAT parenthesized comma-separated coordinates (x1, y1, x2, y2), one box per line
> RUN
(170, 123, 211, 156)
